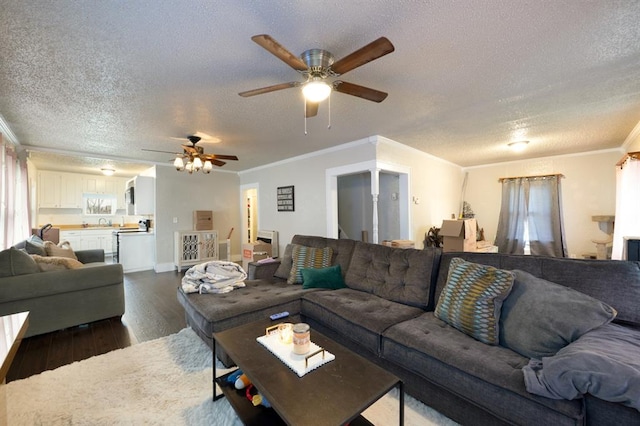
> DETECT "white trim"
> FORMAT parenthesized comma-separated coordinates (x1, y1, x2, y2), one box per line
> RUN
(0, 114, 19, 146)
(462, 147, 624, 171)
(622, 120, 640, 151)
(375, 135, 461, 167)
(325, 157, 411, 240)
(154, 262, 176, 273)
(240, 182, 260, 246)
(239, 136, 375, 175)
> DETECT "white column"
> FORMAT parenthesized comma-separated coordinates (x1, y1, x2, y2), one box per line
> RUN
(370, 168, 380, 244)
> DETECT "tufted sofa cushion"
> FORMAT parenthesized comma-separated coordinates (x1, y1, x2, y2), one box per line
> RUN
(302, 288, 424, 355)
(345, 242, 441, 309)
(177, 278, 322, 366)
(382, 313, 584, 425)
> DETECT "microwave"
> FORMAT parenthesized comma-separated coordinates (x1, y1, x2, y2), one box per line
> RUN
(125, 186, 134, 205)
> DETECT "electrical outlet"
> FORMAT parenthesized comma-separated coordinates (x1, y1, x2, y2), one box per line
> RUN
(172, 217, 178, 224)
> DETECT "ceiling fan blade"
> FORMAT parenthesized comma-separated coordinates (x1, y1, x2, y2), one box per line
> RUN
(239, 82, 300, 97)
(330, 37, 395, 76)
(251, 34, 308, 71)
(305, 101, 319, 118)
(333, 81, 388, 103)
(203, 154, 239, 161)
(142, 148, 179, 155)
(182, 145, 199, 154)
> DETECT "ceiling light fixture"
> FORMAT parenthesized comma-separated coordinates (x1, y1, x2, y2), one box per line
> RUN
(302, 80, 332, 102)
(508, 141, 529, 152)
(174, 152, 213, 175)
(101, 167, 115, 176)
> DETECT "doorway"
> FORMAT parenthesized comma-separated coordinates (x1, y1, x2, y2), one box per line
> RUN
(240, 184, 259, 245)
(326, 161, 410, 243)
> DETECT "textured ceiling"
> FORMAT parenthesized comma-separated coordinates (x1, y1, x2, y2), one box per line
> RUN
(2, 0, 640, 174)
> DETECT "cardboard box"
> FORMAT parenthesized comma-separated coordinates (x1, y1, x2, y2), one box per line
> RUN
(440, 219, 477, 252)
(194, 210, 213, 230)
(381, 240, 415, 249)
(242, 242, 272, 270)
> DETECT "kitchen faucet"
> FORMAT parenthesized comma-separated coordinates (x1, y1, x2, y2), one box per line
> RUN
(98, 218, 107, 226)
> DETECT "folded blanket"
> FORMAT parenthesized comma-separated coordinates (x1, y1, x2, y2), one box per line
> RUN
(181, 261, 247, 294)
(523, 323, 640, 412)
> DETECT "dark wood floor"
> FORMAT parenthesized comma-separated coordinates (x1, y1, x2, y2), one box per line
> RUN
(6, 269, 187, 383)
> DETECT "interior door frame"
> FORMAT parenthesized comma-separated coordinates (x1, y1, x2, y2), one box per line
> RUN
(240, 182, 259, 245)
(326, 160, 410, 242)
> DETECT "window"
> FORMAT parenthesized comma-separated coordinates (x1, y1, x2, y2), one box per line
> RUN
(83, 194, 117, 215)
(495, 175, 567, 257)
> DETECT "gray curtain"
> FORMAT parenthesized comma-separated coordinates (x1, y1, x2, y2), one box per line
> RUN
(495, 175, 567, 257)
(495, 178, 527, 254)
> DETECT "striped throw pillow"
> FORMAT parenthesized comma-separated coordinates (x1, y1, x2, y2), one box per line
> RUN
(287, 245, 333, 284)
(435, 257, 515, 345)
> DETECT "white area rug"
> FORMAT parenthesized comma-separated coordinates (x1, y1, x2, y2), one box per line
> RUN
(7, 328, 458, 425)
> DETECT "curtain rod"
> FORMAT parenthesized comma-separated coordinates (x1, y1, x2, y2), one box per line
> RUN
(498, 173, 565, 182)
(616, 151, 640, 167)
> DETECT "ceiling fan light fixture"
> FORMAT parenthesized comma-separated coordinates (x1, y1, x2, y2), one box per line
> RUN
(192, 156, 203, 171)
(174, 156, 185, 171)
(508, 140, 529, 152)
(302, 80, 331, 103)
(101, 167, 115, 176)
(203, 160, 213, 173)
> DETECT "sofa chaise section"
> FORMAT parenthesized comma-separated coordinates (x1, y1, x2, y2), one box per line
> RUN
(0, 244, 124, 337)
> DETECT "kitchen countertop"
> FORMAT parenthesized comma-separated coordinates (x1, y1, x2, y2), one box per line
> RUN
(47, 224, 141, 231)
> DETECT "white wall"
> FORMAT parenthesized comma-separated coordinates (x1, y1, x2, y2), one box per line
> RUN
(154, 165, 240, 271)
(375, 137, 464, 247)
(463, 150, 621, 257)
(337, 172, 373, 241)
(239, 138, 378, 255)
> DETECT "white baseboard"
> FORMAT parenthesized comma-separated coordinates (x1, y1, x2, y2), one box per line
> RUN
(154, 262, 177, 273)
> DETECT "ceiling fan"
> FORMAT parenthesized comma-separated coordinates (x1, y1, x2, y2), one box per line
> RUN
(143, 135, 238, 174)
(239, 34, 395, 118)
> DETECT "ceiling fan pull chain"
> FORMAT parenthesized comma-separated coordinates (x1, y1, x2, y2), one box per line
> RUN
(328, 93, 332, 130)
(304, 101, 308, 135)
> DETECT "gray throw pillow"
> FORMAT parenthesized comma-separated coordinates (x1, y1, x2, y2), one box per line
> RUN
(0, 247, 40, 278)
(25, 239, 47, 256)
(273, 243, 295, 280)
(499, 270, 617, 359)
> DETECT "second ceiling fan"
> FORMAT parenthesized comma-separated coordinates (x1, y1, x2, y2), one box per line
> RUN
(239, 34, 395, 118)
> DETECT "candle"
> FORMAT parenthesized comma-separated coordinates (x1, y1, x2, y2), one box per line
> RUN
(278, 323, 293, 344)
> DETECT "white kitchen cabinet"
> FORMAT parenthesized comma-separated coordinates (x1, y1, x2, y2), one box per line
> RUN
(119, 232, 155, 272)
(115, 177, 127, 210)
(60, 229, 114, 255)
(59, 173, 83, 208)
(38, 171, 62, 208)
(39, 172, 126, 210)
(59, 230, 84, 251)
(174, 230, 218, 270)
(126, 176, 154, 215)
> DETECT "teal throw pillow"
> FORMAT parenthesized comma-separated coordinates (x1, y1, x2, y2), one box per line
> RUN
(301, 265, 346, 290)
(435, 257, 515, 345)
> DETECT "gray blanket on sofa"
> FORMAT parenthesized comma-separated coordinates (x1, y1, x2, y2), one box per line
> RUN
(523, 323, 640, 412)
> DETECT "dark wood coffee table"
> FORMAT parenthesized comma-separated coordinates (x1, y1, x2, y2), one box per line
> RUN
(213, 317, 404, 425)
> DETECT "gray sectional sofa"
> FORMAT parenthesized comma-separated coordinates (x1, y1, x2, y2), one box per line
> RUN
(177, 234, 640, 426)
(1, 241, 125, 337)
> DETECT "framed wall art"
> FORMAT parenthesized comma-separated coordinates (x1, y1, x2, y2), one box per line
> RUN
(277, 185, 295, 212)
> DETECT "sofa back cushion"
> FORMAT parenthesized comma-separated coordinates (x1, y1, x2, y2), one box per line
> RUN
(0, 247, 40, 277)
(345, 242, 441, 309)
(274, 235, 357, 280)
(434, 252, 640, 327)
